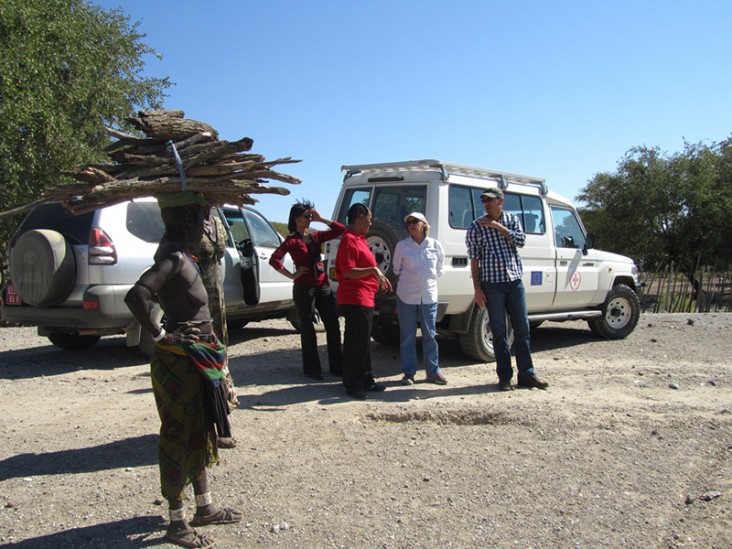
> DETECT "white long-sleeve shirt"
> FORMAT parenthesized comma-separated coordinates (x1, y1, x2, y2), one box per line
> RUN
(392, 236, 445, 305)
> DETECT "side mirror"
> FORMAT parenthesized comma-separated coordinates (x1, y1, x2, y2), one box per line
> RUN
(583, 233, 596, 255)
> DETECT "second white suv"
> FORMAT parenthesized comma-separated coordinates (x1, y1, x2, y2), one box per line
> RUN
(324, 159, 641, 362)
(2, 198, 296, 356)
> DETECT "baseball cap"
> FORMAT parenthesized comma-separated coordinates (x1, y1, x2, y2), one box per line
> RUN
(480, 188, 504, 200)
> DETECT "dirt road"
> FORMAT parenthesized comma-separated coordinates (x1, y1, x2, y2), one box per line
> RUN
(0, 313, 730, 548)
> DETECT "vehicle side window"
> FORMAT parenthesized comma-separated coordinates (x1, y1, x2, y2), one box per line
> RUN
(371, 186, 426, 226)
(243, 209, 282, 248)
(224, 208, 250, 245)
(550, 206, 586, 248)
(126, 202, 165, 243)
(520, 195, 544, 235)
(449, 185, 474, 228)
(336, 188, 371, 224)
(503, 193, 522, 220)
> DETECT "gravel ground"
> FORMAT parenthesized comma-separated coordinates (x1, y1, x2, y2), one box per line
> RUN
(0, 313, 730, 548)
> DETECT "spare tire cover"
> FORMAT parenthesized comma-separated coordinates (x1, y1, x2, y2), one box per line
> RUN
(10, 229, 76, 307)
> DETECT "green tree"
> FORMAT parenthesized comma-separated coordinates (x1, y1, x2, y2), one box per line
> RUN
(0, 0, 170, 262)
(578, 138, 732, 271)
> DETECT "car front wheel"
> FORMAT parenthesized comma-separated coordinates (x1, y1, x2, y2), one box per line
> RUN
(588, 284, 640, 339)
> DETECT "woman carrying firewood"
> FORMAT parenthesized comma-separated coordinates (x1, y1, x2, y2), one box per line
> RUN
(125, 192, 242, 549)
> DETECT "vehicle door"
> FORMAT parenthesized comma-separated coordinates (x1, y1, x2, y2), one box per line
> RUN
(502, 192, 556, 311)
(549, 205, 600, 309)
(228, 206, 293, 306)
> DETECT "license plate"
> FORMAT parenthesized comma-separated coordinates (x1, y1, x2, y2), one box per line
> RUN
(3, 283, 21, 305)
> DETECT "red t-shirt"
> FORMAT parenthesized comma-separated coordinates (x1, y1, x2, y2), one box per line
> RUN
(335, 229, 378, 307)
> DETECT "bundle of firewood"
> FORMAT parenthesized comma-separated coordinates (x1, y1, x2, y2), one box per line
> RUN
(0, 110, 300, 218)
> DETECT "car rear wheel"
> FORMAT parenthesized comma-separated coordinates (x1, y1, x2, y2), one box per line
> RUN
(459, 305, 514, 363)
(10, 229, 76, 307)
(371, 323, 400, 346)
(47, 333, 101, 350)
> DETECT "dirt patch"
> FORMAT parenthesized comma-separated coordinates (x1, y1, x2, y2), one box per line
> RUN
(0, 313, 730, 548)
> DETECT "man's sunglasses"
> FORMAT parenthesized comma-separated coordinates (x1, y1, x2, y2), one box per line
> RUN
(406, 219, 421, 225)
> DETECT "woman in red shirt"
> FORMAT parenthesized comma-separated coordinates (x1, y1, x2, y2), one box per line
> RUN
(335, 203, 393, 399)
(270, 200, 345, 380)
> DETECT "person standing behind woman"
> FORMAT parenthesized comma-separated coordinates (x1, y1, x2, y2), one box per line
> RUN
(335, 203, 393, 399)
(189, 208, 239, 448)
(392, 212, 447, 386)
(270, 200, 345, 380)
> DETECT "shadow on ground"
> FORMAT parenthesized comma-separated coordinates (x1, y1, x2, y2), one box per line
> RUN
(1, 515, 168, 548)
(0, 434, 157, 482)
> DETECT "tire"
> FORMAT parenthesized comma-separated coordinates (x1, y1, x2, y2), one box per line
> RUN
(137, 303, 164, 358)
(588, 284, 640, 339)
(47, 333, 100, 350)
(371, 322, 400, 346)
(459, 305, 514, 363)
(366, 221, 403, 280)
(10, 229, 76, 307)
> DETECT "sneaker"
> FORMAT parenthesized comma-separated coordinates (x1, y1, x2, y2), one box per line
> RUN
(498, 380, 513, 391)
(517, 377, 549, 390)
(426, 373, 447, 385)
(401, 375, 415, 386)
(368, 382, 387, 392)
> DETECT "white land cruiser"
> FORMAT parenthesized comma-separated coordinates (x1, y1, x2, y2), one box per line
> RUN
(323, 159, 641, 362)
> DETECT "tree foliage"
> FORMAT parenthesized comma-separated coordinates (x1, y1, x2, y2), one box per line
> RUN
(577, 138, 732, 271)
(0, 0, 170, 262)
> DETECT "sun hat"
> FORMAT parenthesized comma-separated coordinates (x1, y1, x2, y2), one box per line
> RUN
(403, 211, 428, 224)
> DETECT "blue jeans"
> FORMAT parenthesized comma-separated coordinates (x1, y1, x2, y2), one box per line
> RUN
(480, 279, 535, 383)
(396, 297, 440, 377)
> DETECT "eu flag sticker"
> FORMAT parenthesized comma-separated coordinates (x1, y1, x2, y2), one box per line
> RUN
(530, 271, 543, 286)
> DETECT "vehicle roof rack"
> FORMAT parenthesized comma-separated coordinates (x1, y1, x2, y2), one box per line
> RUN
(342, 159, 548, 195)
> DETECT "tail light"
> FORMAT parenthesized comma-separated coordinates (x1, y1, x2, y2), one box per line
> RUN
(88, 227, 117, 265)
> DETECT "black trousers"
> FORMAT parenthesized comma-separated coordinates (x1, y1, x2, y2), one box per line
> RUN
(340, 304, 375, 393)
(293, 284, 343, 375)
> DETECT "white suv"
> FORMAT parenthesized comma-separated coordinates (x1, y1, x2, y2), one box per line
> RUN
(324, 159, 641, 362)
(2, 198, 296, 355)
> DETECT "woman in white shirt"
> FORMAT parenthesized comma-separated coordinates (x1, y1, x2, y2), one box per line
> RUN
(392, 212, 446, 385)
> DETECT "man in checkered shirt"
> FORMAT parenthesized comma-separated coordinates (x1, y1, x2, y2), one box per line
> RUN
(465, 188, 549, 391)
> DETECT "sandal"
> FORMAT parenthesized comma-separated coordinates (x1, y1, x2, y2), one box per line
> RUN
(164, 528, 216, 549)
(216, 437, 238, 449)
(189, 507, 243, 526)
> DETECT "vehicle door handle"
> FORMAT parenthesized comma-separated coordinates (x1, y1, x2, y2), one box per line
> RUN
(559, 260, 568, 266)
(258, 253, 268, 260)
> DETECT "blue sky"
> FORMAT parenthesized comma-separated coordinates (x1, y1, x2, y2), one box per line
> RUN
(94, 0, 731, 223)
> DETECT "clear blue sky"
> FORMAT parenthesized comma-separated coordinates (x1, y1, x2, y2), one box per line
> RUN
(94, 0, 731, 223)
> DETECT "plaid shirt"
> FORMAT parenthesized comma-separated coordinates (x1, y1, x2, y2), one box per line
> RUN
(465, 211, 526, 283)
